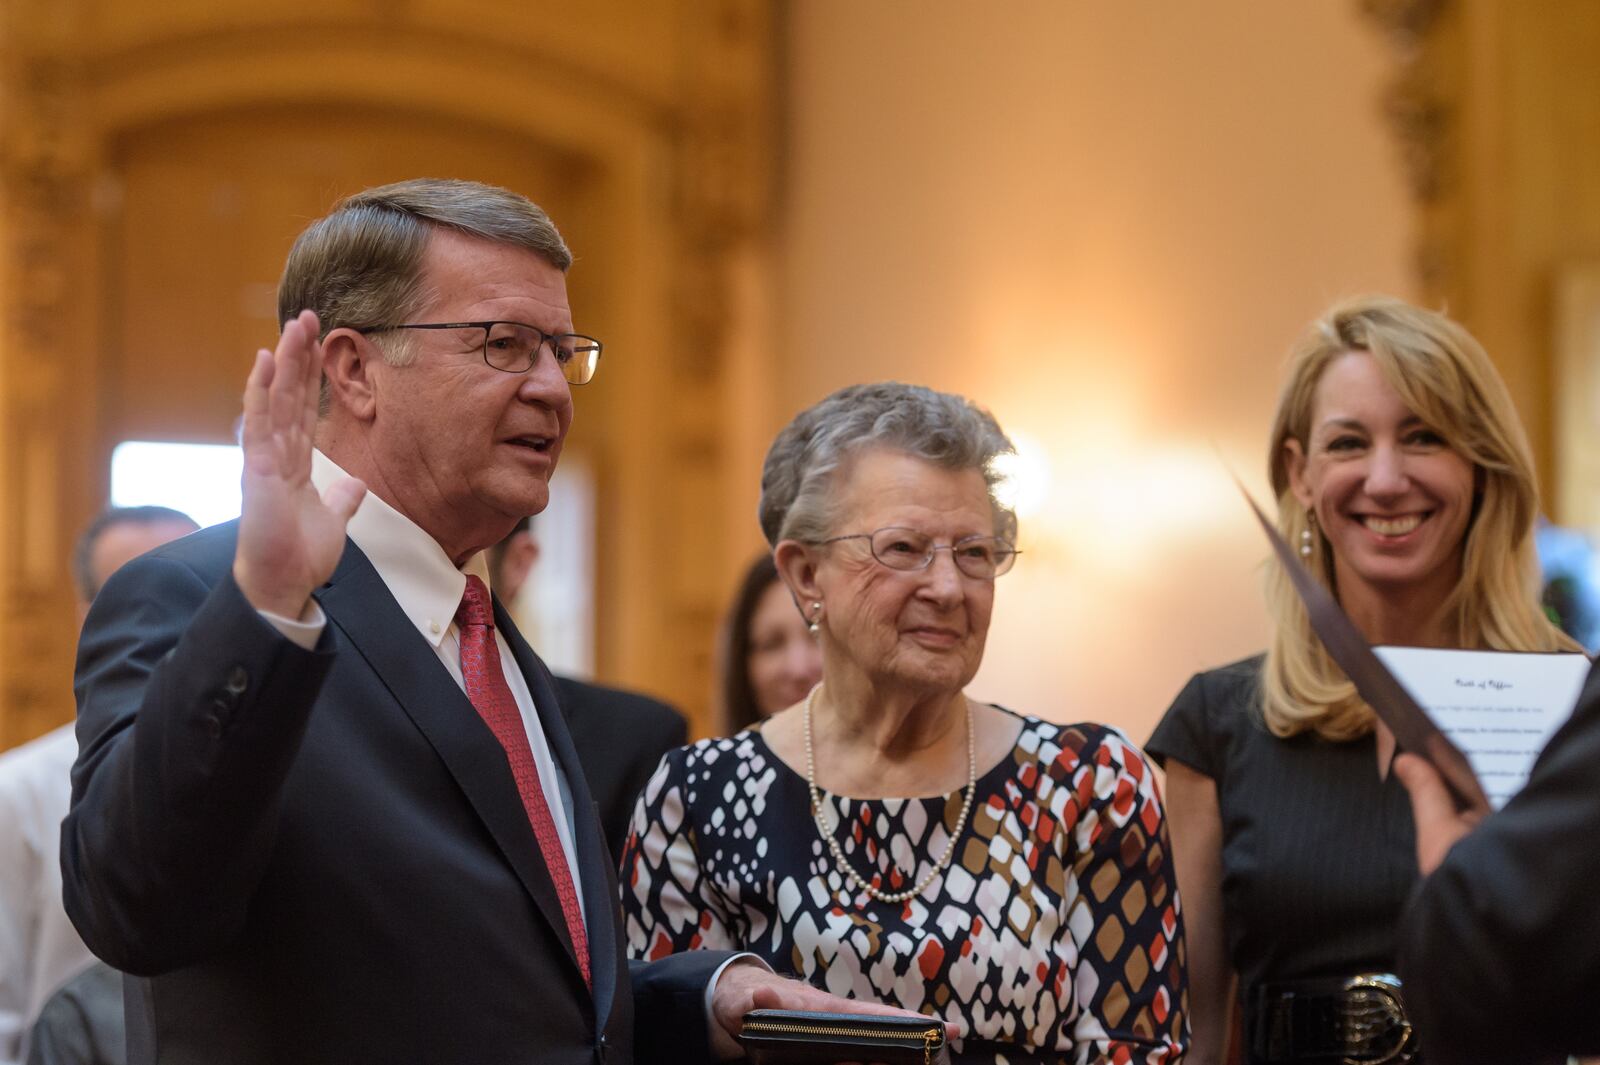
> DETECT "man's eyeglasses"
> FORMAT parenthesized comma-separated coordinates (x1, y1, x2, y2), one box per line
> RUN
(363, 321, 602, 385)
(816, 527, 1019, 580)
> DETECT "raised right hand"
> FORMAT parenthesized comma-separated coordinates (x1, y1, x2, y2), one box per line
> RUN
(232, 310, 367, 618)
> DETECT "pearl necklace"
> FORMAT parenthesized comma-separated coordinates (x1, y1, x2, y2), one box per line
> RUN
(803, 686, 978, 905)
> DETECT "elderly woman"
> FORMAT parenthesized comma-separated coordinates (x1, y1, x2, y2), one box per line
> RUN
(1148, 296, 1582, 1065)
(622, 383, 1186, 1064)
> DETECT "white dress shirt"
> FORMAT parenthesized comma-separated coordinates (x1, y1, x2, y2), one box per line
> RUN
(0, 723, 95, 1065)
(263, 450, 585, 923)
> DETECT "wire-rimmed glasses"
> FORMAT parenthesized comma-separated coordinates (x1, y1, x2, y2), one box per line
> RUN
(817, 526, 1019, 580)
(364, 321, 602, 385)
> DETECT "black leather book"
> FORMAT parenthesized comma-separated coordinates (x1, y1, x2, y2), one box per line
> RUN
(739, 1009, 951, 1065)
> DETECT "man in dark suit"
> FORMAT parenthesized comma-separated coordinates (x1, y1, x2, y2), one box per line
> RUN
(1394, 661, 1600, 1064)
(552, 677, 685, 859)
(61, 179, 906, 1065)
(488, 518, 688, 857)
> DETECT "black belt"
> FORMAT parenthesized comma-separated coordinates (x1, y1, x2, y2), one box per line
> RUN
(1247, 973, 1419, 1064)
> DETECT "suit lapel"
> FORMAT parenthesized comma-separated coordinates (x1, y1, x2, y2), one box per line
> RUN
(314, 543, 587, 987)
(1578, 656, 1600, 710)
(497, 605, 619, 1033)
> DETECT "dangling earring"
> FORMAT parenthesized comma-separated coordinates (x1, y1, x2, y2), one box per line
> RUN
(807, 602, 823, 636)
(1300, 512, 1317, 559)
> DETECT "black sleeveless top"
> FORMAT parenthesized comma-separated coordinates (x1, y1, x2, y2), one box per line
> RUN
(1146, 656, 1417, 1001)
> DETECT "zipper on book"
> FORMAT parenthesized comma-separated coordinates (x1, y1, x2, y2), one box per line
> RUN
(741, 1020, 944, 1064)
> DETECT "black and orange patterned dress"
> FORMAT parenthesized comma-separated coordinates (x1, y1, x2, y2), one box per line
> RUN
(619, 711, 1187, 1064)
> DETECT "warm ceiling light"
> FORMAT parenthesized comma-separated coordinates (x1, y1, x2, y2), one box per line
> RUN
(990, 431, 1050, 519)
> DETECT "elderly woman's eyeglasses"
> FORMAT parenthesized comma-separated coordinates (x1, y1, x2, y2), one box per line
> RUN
(362, 321, 602, 385)
(817, 527, 1019, 580)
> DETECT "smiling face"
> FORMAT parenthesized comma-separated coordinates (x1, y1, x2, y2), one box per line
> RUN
(1286, 350, 1477, 614)
(805, 448, 997, 698)
(359, 229, 575, 557)
(745, 578, 824, 716)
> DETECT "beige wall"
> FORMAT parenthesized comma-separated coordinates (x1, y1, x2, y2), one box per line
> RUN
(1443, 0, 1600, 523)
(776, 1, 1415, 742)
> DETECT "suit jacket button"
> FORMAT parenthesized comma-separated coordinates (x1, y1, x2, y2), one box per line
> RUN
(225, 666, 249, 694)
(203, 713, 224, 739)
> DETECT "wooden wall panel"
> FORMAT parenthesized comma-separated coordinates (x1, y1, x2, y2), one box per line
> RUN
(0, 0, 777, 749)
(102, 108, 579, 447)
(1371, 0, 1600, 517)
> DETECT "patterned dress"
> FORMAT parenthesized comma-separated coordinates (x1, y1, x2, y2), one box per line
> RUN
(619, 711, 1187, 1064)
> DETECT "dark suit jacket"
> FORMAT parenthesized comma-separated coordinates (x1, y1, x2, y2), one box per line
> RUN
(1398, 657, 1600, 1064)
(25, 963, 123, 1065)
(60, 523, 727, 1065)
(552, 677, 686, 858)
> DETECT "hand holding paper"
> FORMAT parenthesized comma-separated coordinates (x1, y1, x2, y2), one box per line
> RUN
(1373, 647, 1589, 809)
(1392, 753, 1483, 875)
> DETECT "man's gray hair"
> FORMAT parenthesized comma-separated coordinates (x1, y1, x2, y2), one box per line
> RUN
(758, 381, 1018, 547)
(277, 178, 573, 414)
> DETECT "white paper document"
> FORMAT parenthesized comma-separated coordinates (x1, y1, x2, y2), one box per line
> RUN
(1373, 647, 1591, 809)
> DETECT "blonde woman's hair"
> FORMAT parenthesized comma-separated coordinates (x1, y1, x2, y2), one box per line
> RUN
(1262, 295, 1579, 740)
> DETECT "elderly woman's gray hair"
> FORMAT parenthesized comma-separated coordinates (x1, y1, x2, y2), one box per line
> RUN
(759, 381, 1018, 548)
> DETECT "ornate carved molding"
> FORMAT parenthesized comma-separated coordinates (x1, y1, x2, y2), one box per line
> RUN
(655, 0, 777, 729)
(669, 0, 775, 357)
(0, 0, 780, 745)
(0, 2, 97, 744)
(1359, 0, 1454, 297)
(1360, 0, 1449, 48)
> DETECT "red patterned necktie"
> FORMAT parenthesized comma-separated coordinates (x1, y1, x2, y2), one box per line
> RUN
(455, 574, 591, 989)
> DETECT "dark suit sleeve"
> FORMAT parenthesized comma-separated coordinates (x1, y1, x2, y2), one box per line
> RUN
(24, 964, 124, 1065)
(553, 677, 689, 858)
(23, 991, 93, 1065)
(1398, 664, 1600, 1064)
(61, 555, 335, 975)
(627, 951, 734, 1065)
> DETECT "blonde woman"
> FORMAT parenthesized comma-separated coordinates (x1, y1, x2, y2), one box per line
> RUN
(1147, 296, 1580, 1065)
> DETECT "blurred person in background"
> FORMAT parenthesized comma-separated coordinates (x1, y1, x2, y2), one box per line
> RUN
(623, 382, 1186, 1064)
(717, 554, 822, 733)
(488, 516, 686, 857)
(1534, 518, 1600, 650)
(0, 506, 197, 1065)
(1148, 296, 1579, 1065)
(26, 965, 123, 1065)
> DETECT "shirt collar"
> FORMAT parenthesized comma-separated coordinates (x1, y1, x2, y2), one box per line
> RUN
(312, 450, 490, 649)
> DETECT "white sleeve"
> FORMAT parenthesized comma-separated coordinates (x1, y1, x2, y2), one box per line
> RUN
(257, 602, 327, 650)
(0, 779, 39, 1065)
